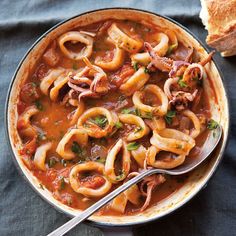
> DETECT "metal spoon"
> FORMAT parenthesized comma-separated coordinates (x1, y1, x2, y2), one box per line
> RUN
(47, 125, 222, 236)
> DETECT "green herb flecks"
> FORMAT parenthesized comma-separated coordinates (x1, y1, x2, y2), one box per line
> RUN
(35, 100, 43, 111)
(115, 121, 123, 129)
(59, 177, 66, 190)
(178, 77, 188, 88)
(71, 141, 82, 154)
(31, 82, 38, 87)
(127, 142, 140, 151)
(116, 170, 125, 181)
(133, 62, 139, 71)
(165, 110, 176, 125)
(139, 110, 153, 119)
(95, 156, 106, 164)
(134, 126, 143, 133)
(48, 158, 57, 168)
(89, 116, 108, 129)
(144, 67, 149, 74)
(72, 63, 78, 70)
(207, 119, 219, 130)
(61, 159, 67, 167)
(121, 108, 135, 114)
(118, 95, 127, 102)
(176, 144, 183, 149)
(167, 44, 178, 55)
(37, 131, 47, 141)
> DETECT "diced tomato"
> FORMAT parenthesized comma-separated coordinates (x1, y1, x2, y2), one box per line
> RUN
(97, 20, 113, 36)
(102, 50, 115, 62)
(46, 169, 58, 182)
(20, 82, 40, 103)
(81, 175, 105, 189)
(43, 41, 60, 67)
(20, 138, 37, 156)
(111, 64, 135, 88)
(35, 63, 48, 80)
(17, 100, 27, 115)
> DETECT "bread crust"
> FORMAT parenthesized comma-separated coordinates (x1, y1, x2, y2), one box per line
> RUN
(201, 0, 236, 56)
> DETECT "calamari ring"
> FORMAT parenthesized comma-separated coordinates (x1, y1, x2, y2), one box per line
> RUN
(77, 107, 118, 138)
(58, 31, 93, 60)
(40, 68, 65, 95)
(145, 117, 166, 131)
(110, 184, 141, 213)
(108, 23, 143, 53)
(163, 77, 179, 99)
(17, 106, 39, 138)
(131, 145, 147, 168)
(124, 184, 141, 205)
(34, 142, 52, 171)
(131, 32, 169, 65)
(165, 30, 178, 50)
(182, 110, 201, 138)
(56, 128, 88, 160)
(95, 39, 125, 71)
(68, 99, 85, 125)
(49, 74, 69, 102)
(69, 162, 112, 197)
(118, 114, 149, 141)
(104, 139, 130, 183)
(150, 129, 195, 156)
(133, 84, 168, 116)
(147, 145, 186, 169)
(120, 67, 150, 96)
(110, 192, 127, 213)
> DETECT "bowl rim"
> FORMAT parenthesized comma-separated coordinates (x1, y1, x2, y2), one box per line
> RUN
(4, 7, 230, 228)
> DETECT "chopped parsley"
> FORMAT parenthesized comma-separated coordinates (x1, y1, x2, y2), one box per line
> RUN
(31, 82, 38, 87)
(89, 116, 108, 129)
(48, 158, 57, 168)
(115, 121, 123, 129)
(121, 108, 153, 120)
(127, 142, 140, 151)
(72, 63, 78, 70)
(116, 170, 125, 181)
(167, 44, 178, 55)
(207, 119, 219, 130)
(37, 131, 47, 141)
(61, 159, 67, 167)
(139, 111, 153, 119)
(95, 156, 106, 164)
(121, 108, 135, 114)
(71, 141, 82, 154)
(34, 100, 43, 111)
(176, 144, 183, 149)
(134, 126, 143, 133)
(133, 62, 139, 71)
(118, 95, 127, 101)
(59, 177, 66, 190)
(165, 110, 176, 125)
(144, 67, 149, 74)
(178, 77, 188, 88)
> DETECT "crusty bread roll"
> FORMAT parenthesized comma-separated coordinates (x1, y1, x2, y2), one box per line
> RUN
(200, 0, 236, 57)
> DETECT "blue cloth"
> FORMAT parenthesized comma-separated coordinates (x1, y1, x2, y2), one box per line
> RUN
(0, 0, 236, 235)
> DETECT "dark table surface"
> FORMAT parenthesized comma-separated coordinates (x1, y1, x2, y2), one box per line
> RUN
(0, 0, 236, 235)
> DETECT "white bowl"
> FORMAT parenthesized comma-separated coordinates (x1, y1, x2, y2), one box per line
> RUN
(5, 8, 230, 227)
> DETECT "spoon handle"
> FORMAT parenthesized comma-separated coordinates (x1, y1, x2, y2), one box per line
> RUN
(47, 169, 156, 236)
